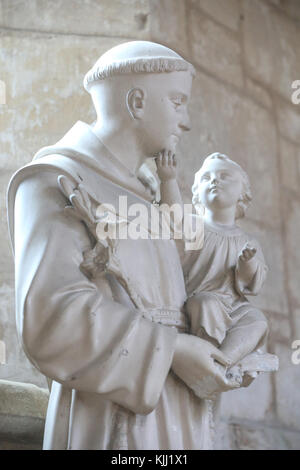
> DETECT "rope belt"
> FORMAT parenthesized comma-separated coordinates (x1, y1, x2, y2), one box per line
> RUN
(143, 308, 188, 332)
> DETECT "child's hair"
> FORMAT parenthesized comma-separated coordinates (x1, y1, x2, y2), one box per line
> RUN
(192, 152, 252, 219)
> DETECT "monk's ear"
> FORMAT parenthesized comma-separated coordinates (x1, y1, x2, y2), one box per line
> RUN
(126, 88, 146, 120)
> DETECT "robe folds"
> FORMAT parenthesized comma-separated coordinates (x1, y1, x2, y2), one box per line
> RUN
(7, 121, 215, 450)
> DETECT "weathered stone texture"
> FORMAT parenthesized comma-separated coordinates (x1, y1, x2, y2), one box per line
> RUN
(0, 379, 48, 449)
(276, 99, 300, 145)
(0, 33, 124, 172)
(0, 283, 47, 388)
(0, 0, 150, 38)
(190, 0, 242, 32)
(188, 8, 243, 88)
(219, 372, 274, 422)
(279, 138, 300, 192)
(243, 0, 300, 101)
(274, 343, 300, 431)
(267, 0, 300, 22)
(285, 197, 300, 307)
(216, 419, 300, 450)
(245, 77, 273, 109)
(292, 308, 300, 339)
(149, 0, 188, 58)
(267, 313, 291, 343)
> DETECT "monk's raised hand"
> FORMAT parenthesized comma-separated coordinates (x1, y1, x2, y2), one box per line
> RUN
(172, 334, 240, 399)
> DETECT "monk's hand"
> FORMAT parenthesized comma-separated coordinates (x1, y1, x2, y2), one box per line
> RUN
(172, 334, 241, 398)
(58, 175, 98, 239)
(155, 149, 177, 182)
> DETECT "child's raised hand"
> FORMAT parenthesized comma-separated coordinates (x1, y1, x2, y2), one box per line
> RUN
(155, 149, 177, 181)
(239, 243, 257, 262)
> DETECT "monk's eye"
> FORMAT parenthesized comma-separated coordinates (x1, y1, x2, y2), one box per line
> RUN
(220, 172, 230, 179)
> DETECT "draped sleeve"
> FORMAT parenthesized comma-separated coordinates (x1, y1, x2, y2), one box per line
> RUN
(13, 169, 177, 415)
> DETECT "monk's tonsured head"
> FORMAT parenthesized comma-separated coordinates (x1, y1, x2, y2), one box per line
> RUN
(84, 41, 195, 154)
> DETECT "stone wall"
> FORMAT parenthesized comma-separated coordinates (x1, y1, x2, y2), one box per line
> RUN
(0, 0, 300, 449)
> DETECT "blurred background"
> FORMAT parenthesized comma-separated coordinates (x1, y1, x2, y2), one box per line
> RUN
(0, 0, 300, 449)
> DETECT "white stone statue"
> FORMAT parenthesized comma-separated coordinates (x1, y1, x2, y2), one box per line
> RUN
(6, 41, 276, 451)
(157, 151, 278, 396)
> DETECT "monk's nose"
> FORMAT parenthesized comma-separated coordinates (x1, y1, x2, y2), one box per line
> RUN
(179, 110, 191, 132)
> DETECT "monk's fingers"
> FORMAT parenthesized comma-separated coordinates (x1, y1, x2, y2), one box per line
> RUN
(72, 188, 85, 206)
(173, 155, 177, 167)
(58, 175, 75, 199)
(211, 350, 232, 367)
(212, 368, 235, 389)
(70, 193, 94, 222)
(78, 183, 92, 211)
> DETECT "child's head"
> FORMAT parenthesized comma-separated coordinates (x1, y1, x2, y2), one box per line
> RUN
(192, 153, 252, 219)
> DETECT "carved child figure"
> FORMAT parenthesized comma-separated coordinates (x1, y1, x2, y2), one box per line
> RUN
(156, 151, 272, 386)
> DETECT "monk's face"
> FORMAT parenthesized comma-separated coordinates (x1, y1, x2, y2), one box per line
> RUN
(137, 70, 192, 156)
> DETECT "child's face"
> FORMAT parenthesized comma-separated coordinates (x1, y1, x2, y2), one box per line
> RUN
(197, 159, 244, 213)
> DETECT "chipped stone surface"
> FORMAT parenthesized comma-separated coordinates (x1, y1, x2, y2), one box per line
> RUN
(0, 0, 150, 39)
(188, 9, 243, 88)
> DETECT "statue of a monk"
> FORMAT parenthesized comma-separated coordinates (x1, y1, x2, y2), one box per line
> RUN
(7, 41, 239, 450)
